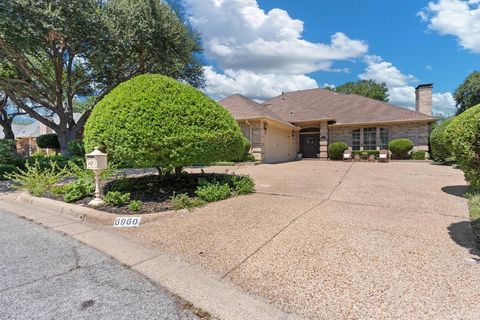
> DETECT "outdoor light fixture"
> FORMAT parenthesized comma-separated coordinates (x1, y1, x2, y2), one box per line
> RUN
(86, 147, 108, 206)
(263, 122, 268, 133)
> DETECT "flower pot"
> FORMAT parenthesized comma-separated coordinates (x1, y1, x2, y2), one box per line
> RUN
(317, 153, 321, 158)
(297, 153, 303, 160)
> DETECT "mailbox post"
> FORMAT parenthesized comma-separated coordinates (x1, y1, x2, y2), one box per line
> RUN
(86, 147, 108, 206)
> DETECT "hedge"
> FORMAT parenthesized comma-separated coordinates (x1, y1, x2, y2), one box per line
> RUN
(430, 118, 454, 162)
(84, 74, 245, 170)
(352, 150, 380, 157)
(37, 134, 60, 150)
(388, 138, 414, 159)
(328, 142, 349, 160)
(445, 104, 480, 188)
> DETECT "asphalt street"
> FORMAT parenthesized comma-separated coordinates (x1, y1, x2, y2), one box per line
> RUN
(0, 207, 197, 320)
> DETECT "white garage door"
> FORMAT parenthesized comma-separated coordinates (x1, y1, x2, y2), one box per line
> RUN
(264, 125, 291, 163)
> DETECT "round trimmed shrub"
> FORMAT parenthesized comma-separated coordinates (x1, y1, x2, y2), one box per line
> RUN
(430, 118, 454, 162)
(445, 104, 480, 188)
(36, 134, 60, 150)
(328, 142, 349, 160)
(411, 150, 426, 160)
(388, 138, 414, 159)
(84, 74, 244, 170)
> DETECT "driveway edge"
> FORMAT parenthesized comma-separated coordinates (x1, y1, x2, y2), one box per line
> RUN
(8, 194, 294, 320)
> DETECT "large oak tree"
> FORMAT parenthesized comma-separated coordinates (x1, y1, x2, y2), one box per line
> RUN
(0, 0, 204, 154)
(331, 79, 389, 102)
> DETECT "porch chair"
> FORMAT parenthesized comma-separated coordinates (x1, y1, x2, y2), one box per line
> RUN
(378, 149, 389, 163)
(354, 154, 361, 162)
(343, 148, 352, 161)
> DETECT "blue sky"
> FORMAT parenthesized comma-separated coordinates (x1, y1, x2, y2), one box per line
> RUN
(181, 0, 480, 115)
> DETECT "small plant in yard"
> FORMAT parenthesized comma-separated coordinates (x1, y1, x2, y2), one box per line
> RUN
(388, 138, 414, 159)
(63, 180, 95, 203)
(231, 175, 255, 195)
(7, 161, 67, 196)
(195, 182, 231, 202)
(128, 200, 142, 212)
(328, 142, 348, 160)
(170, 193, 205, 211)
(411, 150, 426, 160)
(104, 191, 131, 206)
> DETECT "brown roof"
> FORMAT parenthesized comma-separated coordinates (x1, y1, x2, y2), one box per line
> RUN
(218, 94, 296, 128)
(262, 88, 435, 125)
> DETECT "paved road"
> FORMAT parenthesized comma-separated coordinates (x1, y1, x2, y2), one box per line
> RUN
(0, 208, 197, 320)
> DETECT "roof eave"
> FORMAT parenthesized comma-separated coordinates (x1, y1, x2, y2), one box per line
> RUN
(329, 118, 436, 127)
(235, 116, 299, 130)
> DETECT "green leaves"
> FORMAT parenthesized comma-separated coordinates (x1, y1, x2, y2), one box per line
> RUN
(83, 74, 245, 170)
(454, 71, 480, 115)
(332, 79, 389, 102)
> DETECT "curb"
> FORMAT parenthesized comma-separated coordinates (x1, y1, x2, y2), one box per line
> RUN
(6, 194, 295, 320)
(14, 192, 177, 225)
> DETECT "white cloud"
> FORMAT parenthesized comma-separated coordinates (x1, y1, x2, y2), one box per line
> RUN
(419, 0, 480, 53)
(183, 0, 368, 100)
(359, 55, 456, 115)
(203, 66, 317, 101)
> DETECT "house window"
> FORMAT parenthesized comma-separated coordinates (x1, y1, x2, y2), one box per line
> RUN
(352, 129, 360, 150)
(380, 128, 389, 149)
(363, 127, 376, 150)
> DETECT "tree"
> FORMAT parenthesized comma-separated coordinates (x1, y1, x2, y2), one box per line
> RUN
(332, 79, 389, 102)
(0, 0, 204, 155)
(83, 74, 244, 174)
(0, 92, 30, 140)
(454, 71, 480, 115)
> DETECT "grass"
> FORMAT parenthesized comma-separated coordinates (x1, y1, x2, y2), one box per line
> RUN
(465, 189, 480, 248)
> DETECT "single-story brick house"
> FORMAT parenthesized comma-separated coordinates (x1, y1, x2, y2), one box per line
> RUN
(219, 84, 436, 163)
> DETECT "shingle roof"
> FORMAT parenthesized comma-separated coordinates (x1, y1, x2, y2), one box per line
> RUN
(218, 94, 296, 128)
(0, 123, 39, 139)
(262, 88, 435, 125)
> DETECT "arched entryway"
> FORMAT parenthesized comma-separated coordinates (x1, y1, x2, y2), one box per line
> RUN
(300, 127, 320, 158)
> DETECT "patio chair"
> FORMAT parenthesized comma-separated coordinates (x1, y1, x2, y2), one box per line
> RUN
(343, 149, 352, 161)
(354, 154, 361, 162)
(378, 149, 389, 163)
(368, 155, 375, 162)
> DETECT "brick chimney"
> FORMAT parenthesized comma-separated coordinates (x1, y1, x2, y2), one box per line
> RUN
(415, 83, 433, 115)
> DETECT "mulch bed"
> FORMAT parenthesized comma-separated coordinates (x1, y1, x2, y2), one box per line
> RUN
(44, 172, 234, 215)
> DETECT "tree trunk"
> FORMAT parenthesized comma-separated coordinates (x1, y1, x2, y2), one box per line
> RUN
(174, 166, 183, 175)
(1, 122, 14, 140)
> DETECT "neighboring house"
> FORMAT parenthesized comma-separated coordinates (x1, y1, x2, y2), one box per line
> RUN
(0, 113, 82, 156)
(0, 121, 55, 155)
(219, 84, 435, 163)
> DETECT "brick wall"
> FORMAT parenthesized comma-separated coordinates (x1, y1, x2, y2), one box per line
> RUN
(330, 122, 430, 151)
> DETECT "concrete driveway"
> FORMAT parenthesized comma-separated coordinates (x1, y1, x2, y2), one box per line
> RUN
(122, 161, 480, 319)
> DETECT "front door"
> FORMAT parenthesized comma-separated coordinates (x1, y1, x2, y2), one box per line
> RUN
(300, 134, 319, 158)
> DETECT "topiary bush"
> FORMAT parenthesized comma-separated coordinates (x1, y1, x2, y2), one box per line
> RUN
(328, 142, 349, 160)
(36, 134, 60, 150)
(84, 74, 245, 171)
(388, 138, 414, 159)
(445, 104, 480, 188)
(430, 118, 454, 163)
(411, 150, 426, 160)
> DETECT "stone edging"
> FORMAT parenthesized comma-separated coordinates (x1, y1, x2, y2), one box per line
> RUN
(9, 193, 294, 320)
